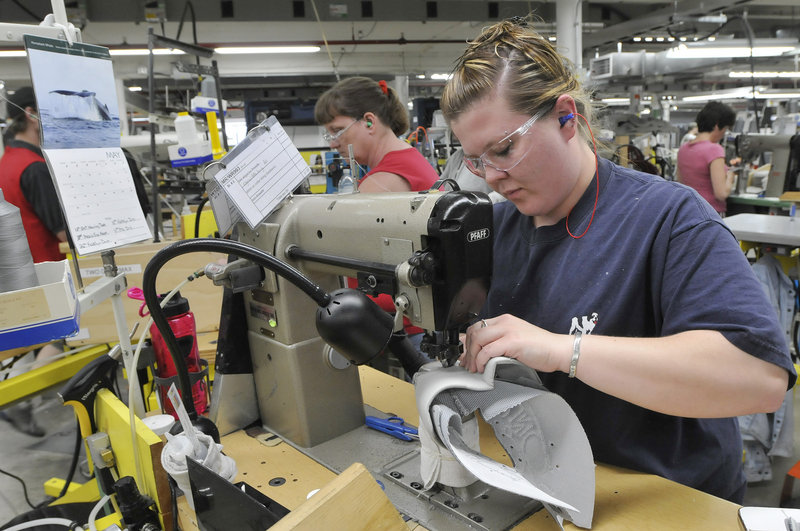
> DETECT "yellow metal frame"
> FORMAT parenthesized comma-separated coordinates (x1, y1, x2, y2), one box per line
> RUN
(0, 344, 109, 407)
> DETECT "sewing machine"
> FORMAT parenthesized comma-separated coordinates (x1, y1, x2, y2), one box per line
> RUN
(204, 190, 558, 529)
(736, 133, 800, 197)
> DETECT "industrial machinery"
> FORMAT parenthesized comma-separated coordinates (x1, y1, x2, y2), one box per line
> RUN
(232, 190, 492, 446)
(169, 189, 554, 529)
(736, 133, 800, 197)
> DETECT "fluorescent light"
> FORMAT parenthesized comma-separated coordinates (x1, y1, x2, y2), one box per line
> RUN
(0, 50, 26, 57)
(753, 91, 800, 100)
(109, 48, 185, 56)
(682, 88, 753, 102)
(681, 87, 800, 102)
(600, 97, 630, 105)
(729, 71, 800, 79)
(430, 73, 452, 80)
(213, 46, 320, 54)
(128, 86, 143, 92)
(666, 40, 798, 59)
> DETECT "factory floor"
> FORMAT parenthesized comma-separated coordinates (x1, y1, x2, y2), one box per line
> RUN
(2, 384, 800, 528)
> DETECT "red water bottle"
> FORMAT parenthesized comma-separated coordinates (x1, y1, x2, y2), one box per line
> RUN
(149, 291, 208, 419)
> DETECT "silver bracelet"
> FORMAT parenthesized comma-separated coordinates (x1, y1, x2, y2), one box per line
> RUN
(569, 330, 582, 378)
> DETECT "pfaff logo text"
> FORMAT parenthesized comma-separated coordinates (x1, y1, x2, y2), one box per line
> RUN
(467, 228, 490, 242)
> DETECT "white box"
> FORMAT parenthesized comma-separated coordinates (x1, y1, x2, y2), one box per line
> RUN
(168, 142, 213, 168)
(190, 95, 227, 115)
(0, 260, 79, 350)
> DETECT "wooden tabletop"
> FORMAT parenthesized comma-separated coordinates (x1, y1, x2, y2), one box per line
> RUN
(198, 367, 743, 530)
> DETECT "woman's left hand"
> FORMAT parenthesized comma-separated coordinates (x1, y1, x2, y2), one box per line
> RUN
(459, 314, 570, 374)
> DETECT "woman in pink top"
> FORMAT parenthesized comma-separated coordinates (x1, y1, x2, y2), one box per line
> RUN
(676, 101, 737, 215)
(314, 77, 439, 193)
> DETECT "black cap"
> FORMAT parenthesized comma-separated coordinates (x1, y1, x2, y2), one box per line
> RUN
(158, 291, 190, 318)
(7, 87, 36, 121)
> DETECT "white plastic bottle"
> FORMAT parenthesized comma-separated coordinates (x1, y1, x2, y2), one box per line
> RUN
(174, 112, 198, 146)
(338, 168, 355, 193)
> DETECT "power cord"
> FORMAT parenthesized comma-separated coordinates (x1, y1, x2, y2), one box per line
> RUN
(0, 467, 35, 509)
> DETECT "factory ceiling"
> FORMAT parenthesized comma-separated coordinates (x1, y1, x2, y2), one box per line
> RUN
(0, 1, 798, 114)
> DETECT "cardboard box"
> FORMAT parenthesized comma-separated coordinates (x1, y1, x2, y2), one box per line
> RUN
(66, 240, 225, 346)
(0, 260, 79, 350)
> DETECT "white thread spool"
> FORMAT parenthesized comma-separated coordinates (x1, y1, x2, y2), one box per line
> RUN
(0, 189, 38, 293)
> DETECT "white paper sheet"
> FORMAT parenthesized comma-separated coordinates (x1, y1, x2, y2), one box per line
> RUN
(42, 148, 151, 255)
(431, 404, 576, 512)
(211, 119, 310, 230)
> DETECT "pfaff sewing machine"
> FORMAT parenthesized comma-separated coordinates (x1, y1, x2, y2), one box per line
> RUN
(736, 133, 800, 197)
(202, 190, 546, 529)
(216, 190, 492, 444)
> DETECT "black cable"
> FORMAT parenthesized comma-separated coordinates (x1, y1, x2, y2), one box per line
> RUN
(0, 466, 35, 509)
(142, 239, 331, 414)
(175, 2, 201, 72)
(736, 13, 762, 133)
(56, 416, 83, 499)
(194, 195, 209, 238)
(175, 1, 198, 45)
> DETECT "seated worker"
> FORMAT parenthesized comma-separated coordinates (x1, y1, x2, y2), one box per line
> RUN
(0, 86, 68, 437)
(447, 19, 794, 503)
(315, 78, 440, 359)
(315, 76, 439, 193)
(676, 102, 738, 216)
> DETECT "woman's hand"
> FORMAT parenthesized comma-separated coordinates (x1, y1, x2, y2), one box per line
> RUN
(459, 314, 571, 374)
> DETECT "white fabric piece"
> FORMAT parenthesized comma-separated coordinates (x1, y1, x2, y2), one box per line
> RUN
(414, 358, 595, 529)
(161, 430, 237, 510)
(419, 411, 479, 489)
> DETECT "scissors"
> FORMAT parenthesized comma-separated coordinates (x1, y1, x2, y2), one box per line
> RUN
(365, 416, 419, 441)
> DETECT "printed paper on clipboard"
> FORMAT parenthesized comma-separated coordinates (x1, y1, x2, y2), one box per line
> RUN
(205, 116, 310, 234)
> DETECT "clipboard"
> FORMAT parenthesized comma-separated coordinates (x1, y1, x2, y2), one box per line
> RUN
(204, 116, 311, 235)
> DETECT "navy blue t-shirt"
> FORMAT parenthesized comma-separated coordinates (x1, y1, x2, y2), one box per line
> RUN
(487, 157, 795, 502)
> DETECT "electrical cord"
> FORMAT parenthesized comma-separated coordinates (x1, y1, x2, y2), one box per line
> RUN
(194, 195, 209, 238)
(0, 467, 35, 509)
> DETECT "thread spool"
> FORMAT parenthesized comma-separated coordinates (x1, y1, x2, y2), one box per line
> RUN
(0, 189, 38, 293)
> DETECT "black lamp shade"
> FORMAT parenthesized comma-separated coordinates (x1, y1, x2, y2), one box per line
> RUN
(315, 288, 394, 365)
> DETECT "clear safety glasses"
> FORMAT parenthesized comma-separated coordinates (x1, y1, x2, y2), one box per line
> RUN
(463, 114, 540, 178)
(322, 118, 359, 144)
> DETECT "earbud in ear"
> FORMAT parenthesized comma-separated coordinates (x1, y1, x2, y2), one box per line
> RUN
(366, 120, 373, 127)
(558, 113, 575, 127)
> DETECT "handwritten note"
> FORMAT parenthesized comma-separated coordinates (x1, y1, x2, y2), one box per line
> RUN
(43, 147, 151, 255)
(210, 118, 310, 230)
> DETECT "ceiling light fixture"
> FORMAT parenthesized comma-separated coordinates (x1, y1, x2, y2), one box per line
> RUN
(0, 50, 26, 57)
(109, 48, 185, 56)
(681, 87, 800, 102)
(213, 46, 320, 54)
(729, 71, 800, 79)
(666, 39, 798, 59)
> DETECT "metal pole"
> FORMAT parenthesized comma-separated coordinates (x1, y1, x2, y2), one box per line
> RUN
(148, 27, 160, 242)
(212, 59, 229, 151)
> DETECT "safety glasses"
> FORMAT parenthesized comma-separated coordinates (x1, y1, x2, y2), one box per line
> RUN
(322, 118, 359, 143)
(463, 113, 540, 178)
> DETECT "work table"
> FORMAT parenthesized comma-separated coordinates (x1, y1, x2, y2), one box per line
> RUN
(179, 366, 743, 530)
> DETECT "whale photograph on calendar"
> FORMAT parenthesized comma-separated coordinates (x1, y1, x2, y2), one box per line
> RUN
(24, 35, 121, 150)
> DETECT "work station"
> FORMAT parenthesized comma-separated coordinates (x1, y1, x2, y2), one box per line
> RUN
(1, 1, 799, 530)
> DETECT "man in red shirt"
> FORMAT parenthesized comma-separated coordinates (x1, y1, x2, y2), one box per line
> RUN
(0, 87, 67, 437)
(1, 86, 66, 261)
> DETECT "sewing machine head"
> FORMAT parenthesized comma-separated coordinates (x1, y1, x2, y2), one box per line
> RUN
(229, 189, 493, 447)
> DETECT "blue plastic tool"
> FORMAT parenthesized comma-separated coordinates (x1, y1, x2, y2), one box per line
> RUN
(365, 416, 419, 441)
